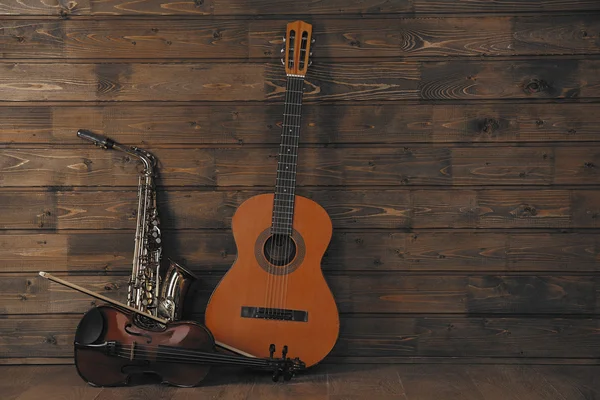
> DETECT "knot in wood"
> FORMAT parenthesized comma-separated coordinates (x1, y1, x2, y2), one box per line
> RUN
(523, 79, 548, 94)
(480, 118, 499, 134)
(520, 204, 537, 216)
(584, 162, 595, 168)
(194, 0, 204, 6)
(44, 335, 58, 345)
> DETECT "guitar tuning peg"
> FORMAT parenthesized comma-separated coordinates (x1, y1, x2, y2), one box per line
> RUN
(308, 60, 313, 67)
(311, 38, 316, 44)
(280, 58, 285, 65)
(281, 48, 285, 53)
(282, 36, 286, 42)
(309, 52, 313, 57)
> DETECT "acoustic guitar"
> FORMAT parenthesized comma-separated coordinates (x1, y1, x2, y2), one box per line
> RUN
(205, 21, 339, 368)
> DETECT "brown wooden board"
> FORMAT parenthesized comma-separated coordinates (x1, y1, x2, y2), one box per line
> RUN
(2, 103, 600, 145)
(1, 60, 598, 102)
(4, 145, 594, 187)
(1, 188, 593, 230)
(1, 231, 598, 274)
(2, 0, 600, 15)
(2, 16, 599, 59)
(2, 272, 598, 315)
(1, 315, 598, 359)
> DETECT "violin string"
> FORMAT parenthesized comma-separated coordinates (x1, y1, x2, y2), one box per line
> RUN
(114, 349, 271, 366)
(115, 343, 291, 365)
(114, 351, 273, 368)
(114, 346, 274, 367)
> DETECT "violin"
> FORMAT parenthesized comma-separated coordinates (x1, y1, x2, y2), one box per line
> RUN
(39, 272, 305, 387)
(74, 305, 305, 387)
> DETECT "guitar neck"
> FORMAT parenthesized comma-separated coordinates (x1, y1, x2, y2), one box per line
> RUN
(272, 75, 305, 236)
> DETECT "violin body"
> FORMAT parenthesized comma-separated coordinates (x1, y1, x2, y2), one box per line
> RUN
(205, 194, 340, 367)
(74, 306, 212, 387)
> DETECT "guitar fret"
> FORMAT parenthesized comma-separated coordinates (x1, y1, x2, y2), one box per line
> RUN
(271, 75, 305, 233)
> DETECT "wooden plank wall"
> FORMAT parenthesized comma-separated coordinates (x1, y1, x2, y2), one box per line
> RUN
(1, 0, 600, 365)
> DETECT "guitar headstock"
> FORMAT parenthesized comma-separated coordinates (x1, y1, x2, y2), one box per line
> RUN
(281, 20, 313, 77)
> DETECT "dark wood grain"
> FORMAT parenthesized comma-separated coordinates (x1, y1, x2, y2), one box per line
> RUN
(2, 16, 598, 59)
(3, 0, 600, 15)
(0, 189, 590, 230)
(2, 231, 598, 274)
(2, 60, 599, 102)
(419, 59, 592, 100)
(413, 0, 600, 13)
(3, 103, 600, 145)
(337, 317, 600, 358)
(0, 365, 598, 399)
(3, 272, 598, 315)
(555, 147, 600, 185)
(8, 146, 600, 187)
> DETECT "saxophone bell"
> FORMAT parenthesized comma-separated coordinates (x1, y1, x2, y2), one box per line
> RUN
(158, 260, 198, 321)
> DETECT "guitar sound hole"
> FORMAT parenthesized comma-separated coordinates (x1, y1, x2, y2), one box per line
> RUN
(264, 234, 296, 266)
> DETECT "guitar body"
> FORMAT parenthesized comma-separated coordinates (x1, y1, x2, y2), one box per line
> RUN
(205, 193, 339, 367)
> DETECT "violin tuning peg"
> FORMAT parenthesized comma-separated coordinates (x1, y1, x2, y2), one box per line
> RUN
(282, 345, 288, 359)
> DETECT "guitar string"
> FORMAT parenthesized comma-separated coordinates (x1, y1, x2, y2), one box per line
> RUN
(276, 72, 296, 318)
(281, 74, 301, 317)
(268, 63, 293, 317)
(284, 73, 303, 316)
(266, 73, 287, 315)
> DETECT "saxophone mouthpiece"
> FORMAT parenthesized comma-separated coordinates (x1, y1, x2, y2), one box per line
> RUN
(77, 129, 115, 149)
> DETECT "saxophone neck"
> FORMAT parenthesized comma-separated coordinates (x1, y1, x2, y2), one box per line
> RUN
(77, 129, 156, 176)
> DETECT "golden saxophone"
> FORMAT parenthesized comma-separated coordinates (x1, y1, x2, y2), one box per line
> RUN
(77, 129, 196, 322)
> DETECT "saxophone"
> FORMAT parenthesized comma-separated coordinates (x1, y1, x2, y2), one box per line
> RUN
(77, 129, 196, 322)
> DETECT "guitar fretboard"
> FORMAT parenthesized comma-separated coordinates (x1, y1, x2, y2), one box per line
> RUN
(271, 75, 305, 236)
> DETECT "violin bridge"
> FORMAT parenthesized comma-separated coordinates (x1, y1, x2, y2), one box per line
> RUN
(130, 342, 136, 361)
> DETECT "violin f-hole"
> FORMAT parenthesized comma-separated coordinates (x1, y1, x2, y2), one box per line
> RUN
(124, 324, 152, 344)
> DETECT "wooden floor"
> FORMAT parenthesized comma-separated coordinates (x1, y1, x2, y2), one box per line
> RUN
(1, 364, 598, 400)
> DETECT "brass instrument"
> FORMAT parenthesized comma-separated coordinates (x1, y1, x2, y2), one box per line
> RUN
(77, 129, 196, 321)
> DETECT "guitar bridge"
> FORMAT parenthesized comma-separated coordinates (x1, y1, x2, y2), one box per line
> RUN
(241, 306, 308, 322)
